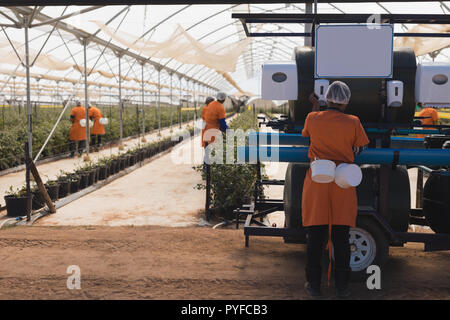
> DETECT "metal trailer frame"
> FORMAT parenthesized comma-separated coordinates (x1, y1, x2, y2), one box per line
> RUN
(231, 8, 450, 257)
(234, 160, 450, 252)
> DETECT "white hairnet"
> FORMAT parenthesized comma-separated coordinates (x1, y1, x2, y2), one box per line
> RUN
(216, 92, 227, 101)
(325, 81, 351, 105)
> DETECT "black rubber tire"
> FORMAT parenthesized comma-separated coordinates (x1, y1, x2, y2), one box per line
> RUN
(357, 165, 410, 232)
(283, 163, 309, 243)
(283, 163, 309, 229)
(349, 216, 390, 282)
(423, 172, 450, 234)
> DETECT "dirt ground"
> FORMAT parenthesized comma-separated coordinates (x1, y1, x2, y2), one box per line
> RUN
(0, 225, 448, 300)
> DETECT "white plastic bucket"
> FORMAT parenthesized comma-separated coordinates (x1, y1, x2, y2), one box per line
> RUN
(335, 163, 363, 188)
(79, 119, 94, 128)
(99, 117, 109, 125)
(310, 159, 336, 183)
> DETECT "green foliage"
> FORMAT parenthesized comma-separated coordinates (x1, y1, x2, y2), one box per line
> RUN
(0, 103, 211, 171)
(194, 110, 265, 220)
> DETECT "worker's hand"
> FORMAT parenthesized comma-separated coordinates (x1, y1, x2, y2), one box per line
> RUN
(309, 92, 320, 111)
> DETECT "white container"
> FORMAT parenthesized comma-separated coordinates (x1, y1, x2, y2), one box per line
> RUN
(387, 80, 403, 107)
(334, 163, 363, 189)
(79, 119, 93, 128)
(415, 62, 450, 108)
(99, 117, 109, 125)
(314, 79, 330, 106)
(261, 61, 298, 100)
(310, 159, 336, 183)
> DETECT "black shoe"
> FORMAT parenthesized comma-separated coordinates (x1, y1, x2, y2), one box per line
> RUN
(336, 287, 351, 299)
(304, 282, 322, 298)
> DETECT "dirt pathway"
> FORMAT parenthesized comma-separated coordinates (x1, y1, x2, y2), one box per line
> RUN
(0, 226, 448, 300)
(35, 133, 206, 227)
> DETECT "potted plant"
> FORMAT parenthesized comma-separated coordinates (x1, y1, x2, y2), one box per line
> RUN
(31, 184, 46, 210)
(68, 173, 80, 194)
(45, 179, 59, 201)
(98, 157, 110, 180)
(4, 185, 32, 217)
(56, 171, 70, 198)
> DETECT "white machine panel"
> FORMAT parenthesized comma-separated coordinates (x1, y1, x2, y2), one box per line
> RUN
(415, 62, 450, 108)
(261, 61, 298, 100)
(315, 24, 394, 78)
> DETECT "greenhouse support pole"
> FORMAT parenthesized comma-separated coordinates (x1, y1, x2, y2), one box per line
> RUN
(193, 82, 197, 122)
(157, 68, 161, 133)
(118, 54, 123, 147)
(83, 39, 90, 156)
(179, 76, 182, 128)
(170, 72, 173, 128)
(186, 80, 190, 123)
(24, 18, 32, 159)
(141, 63, 145, 139)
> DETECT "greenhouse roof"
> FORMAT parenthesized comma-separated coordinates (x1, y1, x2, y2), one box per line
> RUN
(0, 2, 449, 104)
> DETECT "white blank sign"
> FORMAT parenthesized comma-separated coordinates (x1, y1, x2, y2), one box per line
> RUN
(315, 24, 393, 78)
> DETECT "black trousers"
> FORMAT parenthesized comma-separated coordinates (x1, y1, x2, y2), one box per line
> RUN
(69, 140, 85, 157)
(90, 134, 102, 147)
(305, 225, 351, 288)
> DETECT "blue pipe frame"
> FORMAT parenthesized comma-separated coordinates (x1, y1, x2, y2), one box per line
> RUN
(238, 145, 450, 166)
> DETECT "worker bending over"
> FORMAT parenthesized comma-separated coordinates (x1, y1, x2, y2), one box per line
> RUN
(88, 104, 106, 152)
(416, 104, 440, 138)
(69, 100, 87, 158)
(302, 81, 369, 298)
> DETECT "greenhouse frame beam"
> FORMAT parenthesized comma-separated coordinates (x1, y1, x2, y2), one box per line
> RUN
(5, 0, 444, 4)
(30, 6, 104, 28)
(8, 6, 219, 91)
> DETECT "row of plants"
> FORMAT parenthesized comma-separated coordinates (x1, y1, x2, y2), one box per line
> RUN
(3, 130, 192, 218)
(194, 110, 265, 220)
(0, 102, 209, 171)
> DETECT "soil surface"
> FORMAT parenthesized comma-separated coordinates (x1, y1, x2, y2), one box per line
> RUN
(0, 226, 448, 300)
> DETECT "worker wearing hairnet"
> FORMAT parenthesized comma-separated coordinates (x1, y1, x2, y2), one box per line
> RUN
(202, 92, 228, 154)
(69, 100, 86, 158)
(302, 81, 369, 298)
(88, 104, 106, 152)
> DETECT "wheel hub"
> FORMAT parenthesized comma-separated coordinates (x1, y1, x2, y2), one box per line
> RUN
(348, 227, 377, 272)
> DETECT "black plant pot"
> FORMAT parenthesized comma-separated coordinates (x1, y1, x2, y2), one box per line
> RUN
(129, 154, 136, 166)
(119, 157, 127, 170)
(4, 195, 33, 217)
(78, 173, 89, 189)
(93, 167, 99, 183)
(98, 166, 108, 180)
(87, 170, 95, 186)
(32, 189, 46, 210)
(69, 179, 80, 194)
(113, 159, 120, 174)
(45, 183, 59, 201)
(58, 179, 70, 198)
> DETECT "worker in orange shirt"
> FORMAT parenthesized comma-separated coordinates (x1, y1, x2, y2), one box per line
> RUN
(416, 104, 440, 138)
(69, 100, 87, 158)
(88, 104, 106, 152)
(203, 92, 228, 152)
(302, 81, 369, 299)
(201, 96, 215, 148)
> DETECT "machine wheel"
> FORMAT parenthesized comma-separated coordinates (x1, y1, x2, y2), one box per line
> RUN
(348, 216, 389, 281)
(283, 163, 309, 243)
(423, 172, 450, 234)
